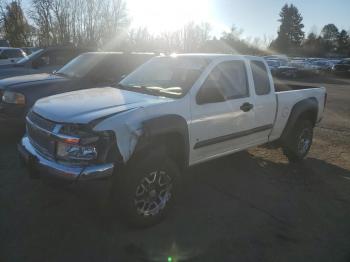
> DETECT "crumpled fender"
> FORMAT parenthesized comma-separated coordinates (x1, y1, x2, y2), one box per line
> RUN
(92, 107, 189, 165)
(92, 107, 147, 162)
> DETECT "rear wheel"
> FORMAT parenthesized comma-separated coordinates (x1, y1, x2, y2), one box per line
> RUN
(113, 149, 180, 227)
(282, 119, 313, 162)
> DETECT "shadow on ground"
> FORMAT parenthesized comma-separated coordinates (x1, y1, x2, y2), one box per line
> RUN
(1, 136, 350, 262)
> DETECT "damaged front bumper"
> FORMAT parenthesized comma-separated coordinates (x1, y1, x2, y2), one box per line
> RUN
(18, 136, 114, 183)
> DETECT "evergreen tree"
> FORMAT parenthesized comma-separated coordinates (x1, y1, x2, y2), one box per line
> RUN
(321, 24, 340, 53)
(270, 4, 305, 53)
(337, 29, 349, 55)
(0, 1, 31, 46)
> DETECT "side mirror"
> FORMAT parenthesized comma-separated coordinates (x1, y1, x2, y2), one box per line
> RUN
(196, 82, 225, 105)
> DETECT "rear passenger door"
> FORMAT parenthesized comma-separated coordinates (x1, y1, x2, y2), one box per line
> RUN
(248, 60, 277, 144)
(190, 59, 256, 164)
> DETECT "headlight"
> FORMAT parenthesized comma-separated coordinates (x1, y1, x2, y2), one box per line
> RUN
(57, 141, 97, 161)
(2, 91, 25, 104)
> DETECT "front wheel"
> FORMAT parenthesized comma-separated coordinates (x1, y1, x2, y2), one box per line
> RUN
(282, 119, 314, 162)
(114, 151, 180, 227)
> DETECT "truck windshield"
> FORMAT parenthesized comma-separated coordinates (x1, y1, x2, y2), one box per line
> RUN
(118, 56, 208, 98)
(56, 53, 106, 78)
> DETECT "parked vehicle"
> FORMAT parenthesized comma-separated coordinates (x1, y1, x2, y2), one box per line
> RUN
(0, 46, 92, 79)
(18, 54, 327, 227)
(332, 59, 350, 76)
(289, 58, 321, 76)
(0, 52, 154, 129)
(266, 60, 298, 78)
(0, 48, 27, 65)
(310, 59, 333, 73)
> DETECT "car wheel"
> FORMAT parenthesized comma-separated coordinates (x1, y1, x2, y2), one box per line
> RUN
(283, 119, 313, 162)
(113, 149, 180, 227)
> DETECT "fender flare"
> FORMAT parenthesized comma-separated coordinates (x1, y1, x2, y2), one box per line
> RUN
(134, 114, 190, 168)
(280, 97, 318, 143)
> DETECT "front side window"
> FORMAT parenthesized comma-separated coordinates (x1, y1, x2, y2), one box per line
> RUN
(38, 50, 76, 67)
(201, 60, 249, 100)
(250, 61, 271, 95)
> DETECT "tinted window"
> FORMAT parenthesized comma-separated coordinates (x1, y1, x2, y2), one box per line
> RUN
(203, 60, 249, 100)
(39, 50, 78, 67)
(94, 54, 153, 82)
(2, 49, 24, 58)
(88, 55, 124, 82)
(250, 61, 271, 95)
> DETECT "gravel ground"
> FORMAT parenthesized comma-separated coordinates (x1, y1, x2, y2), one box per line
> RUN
(1, 76, 350, 262)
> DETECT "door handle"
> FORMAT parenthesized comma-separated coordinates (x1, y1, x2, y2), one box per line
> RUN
(240, 102, 253, 112)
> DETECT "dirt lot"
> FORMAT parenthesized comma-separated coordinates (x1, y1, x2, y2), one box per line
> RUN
(1, 76, 350, 262)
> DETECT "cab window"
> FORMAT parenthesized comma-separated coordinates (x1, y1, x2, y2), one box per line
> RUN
(250, 61, 271, 95)
(202, 60, 249, 100)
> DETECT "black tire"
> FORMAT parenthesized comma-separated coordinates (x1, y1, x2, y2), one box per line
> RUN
(282, 119, 313, 162)
(113, 148, 180, 227)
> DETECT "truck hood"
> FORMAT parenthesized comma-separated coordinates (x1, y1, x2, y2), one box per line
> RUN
(0, 67, 37, 80)
(0, 73, 66, 89)
(33, 87, 172, 124)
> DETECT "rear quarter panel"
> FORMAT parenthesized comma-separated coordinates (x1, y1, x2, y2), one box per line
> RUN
(269, 87, 326, 141)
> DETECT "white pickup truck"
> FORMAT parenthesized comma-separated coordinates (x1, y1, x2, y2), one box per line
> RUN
(19, 54, 327, 226)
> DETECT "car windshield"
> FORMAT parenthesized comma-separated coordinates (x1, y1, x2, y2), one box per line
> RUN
(118, 56, 208, 98)
(16, 49, 43, 64)
(56, 53, 106, 78)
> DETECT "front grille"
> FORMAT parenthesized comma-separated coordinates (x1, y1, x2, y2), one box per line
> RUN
(27, 111, 56, 157)
(27, 111, 56, 132)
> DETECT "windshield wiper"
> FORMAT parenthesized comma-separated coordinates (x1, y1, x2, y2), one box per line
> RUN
(54, 71, 77, 79)
(54, 72, 68, 77)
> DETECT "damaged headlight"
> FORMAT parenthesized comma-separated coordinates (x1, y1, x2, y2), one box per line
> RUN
(57, 141, 97, 161)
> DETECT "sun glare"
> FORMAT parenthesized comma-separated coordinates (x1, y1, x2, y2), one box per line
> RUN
(127, 0, 210, 34)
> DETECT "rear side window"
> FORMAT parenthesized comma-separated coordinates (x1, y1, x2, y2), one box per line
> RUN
(250, 61, 271, 95)
(205, 60, 249, 100)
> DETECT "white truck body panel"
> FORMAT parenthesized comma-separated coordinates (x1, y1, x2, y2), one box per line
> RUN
(29, 54, 326, 168)
(269, 87, 326, 141)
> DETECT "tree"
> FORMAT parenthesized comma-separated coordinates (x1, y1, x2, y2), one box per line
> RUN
(337, 29, 349, 55)
(30, 0, 54, 47)
(302, 32, 325, 56)
(0, 0, 32, 46)
(321, 24, 340, 53)
(321, 24, 339, 42)
(270, 4, 305, 54)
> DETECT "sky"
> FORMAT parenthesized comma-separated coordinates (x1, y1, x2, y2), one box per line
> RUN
(126, 0, 350, 41)
(22, 0, 350, 42)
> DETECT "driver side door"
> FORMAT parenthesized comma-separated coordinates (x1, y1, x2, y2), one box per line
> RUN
(189, 59, 255, 165)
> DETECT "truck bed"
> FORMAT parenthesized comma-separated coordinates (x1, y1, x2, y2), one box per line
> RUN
(274, 82, 320, 92)
(268, 82, 326, 142)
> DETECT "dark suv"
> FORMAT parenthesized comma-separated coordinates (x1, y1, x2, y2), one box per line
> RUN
(0, 52, 154, 130)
